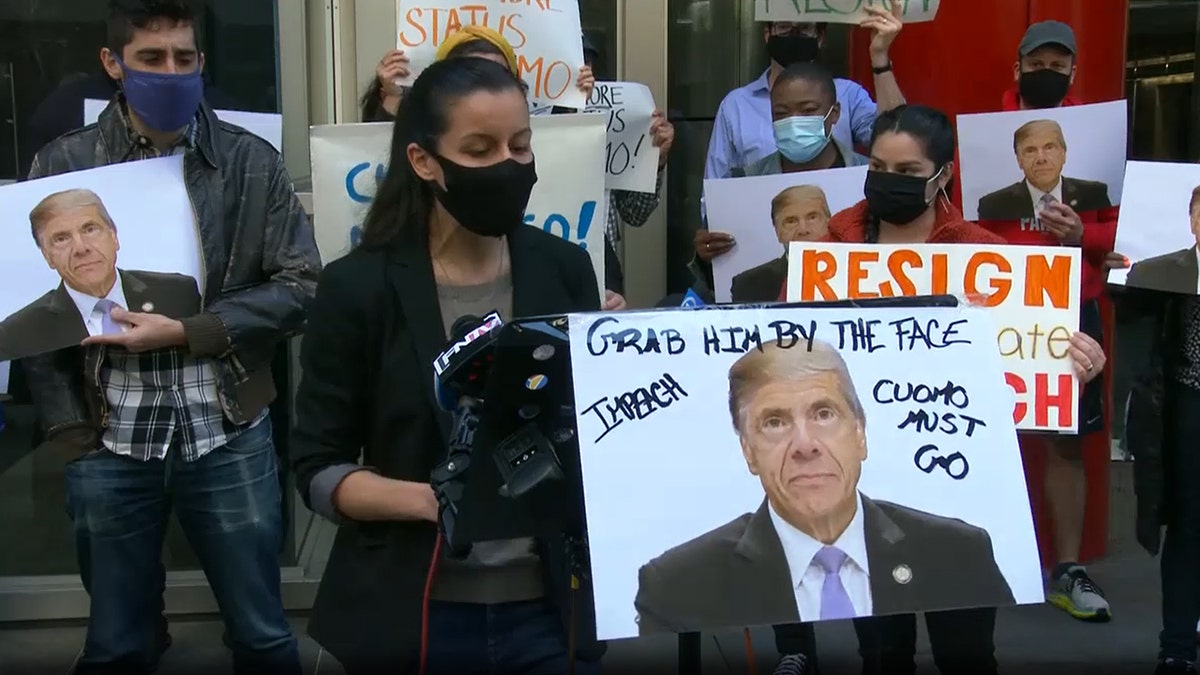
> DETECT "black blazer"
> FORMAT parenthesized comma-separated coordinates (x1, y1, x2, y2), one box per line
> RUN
(1125, 246, 1199, 296)
(976, 177, 1111, 221)
(634, 496, 1015, 634)
(0, 269, 200, 362)
(731, 256, 787, 303)
(290, 225, 602, 671)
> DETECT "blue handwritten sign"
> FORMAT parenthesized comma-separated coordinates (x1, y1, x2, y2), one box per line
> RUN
(525, 201, 598, 252)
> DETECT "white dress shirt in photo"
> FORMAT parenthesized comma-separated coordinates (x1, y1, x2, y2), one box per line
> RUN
(65, 281, 129, 337)
(769, 492, 873, 620)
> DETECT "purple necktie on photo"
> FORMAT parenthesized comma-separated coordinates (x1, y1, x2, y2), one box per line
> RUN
(93, 299, 123, 336)
(813, 545, 856, 620)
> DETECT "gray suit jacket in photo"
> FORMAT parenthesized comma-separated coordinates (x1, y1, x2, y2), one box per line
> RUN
(633, 496, 1016, 635)
(1125, 245, 1199, 296)
(0, 269, 201, 363)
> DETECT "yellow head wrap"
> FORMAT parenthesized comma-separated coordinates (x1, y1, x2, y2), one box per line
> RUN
(434, 25, 520, 78)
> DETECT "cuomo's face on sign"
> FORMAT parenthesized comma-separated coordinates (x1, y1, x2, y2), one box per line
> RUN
(730, 342, 867, 541)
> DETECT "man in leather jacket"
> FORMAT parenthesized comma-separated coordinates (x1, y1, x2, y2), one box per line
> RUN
(19, 2, 320, 673)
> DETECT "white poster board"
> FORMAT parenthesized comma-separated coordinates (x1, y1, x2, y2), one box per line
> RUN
(571, 304, 1040, 640)
(957, 100, 1127, 223)
(754, 0, 940, 23)
(0, 156, 201, 365)
(395, 0, 586, 110)
(84, 99, 283, 152)
(583, 81, 659, 194)
(1110, 160, 1200, 295)
(309, 115, 607, 296)
(704, 166, 868, 303)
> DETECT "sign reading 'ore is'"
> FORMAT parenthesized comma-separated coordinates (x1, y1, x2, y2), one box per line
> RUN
(395, 0, 587, 110)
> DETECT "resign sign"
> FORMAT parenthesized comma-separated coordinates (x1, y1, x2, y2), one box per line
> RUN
(395, 0, 586, 110)
(785, 243, 1082, 432)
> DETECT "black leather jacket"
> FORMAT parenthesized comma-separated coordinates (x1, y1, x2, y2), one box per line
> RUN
(20, 98, 321, 443)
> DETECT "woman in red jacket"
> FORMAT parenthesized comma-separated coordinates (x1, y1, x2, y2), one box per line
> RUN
(776, 104, 1106, 675)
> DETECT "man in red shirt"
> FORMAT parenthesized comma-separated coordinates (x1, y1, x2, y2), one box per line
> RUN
(986, 20, 1117, 624)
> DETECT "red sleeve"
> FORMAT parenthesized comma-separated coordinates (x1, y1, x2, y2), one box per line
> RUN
(1080, 205, 1118, 266)
(778, 279, 788, 302)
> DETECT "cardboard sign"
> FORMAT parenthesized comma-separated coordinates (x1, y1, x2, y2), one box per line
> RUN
(754, 0, 940, 24)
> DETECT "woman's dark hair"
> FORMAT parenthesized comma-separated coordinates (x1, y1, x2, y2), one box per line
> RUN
(359, 57, 527, 250)
(360, 79, 394, 123)
(864, 104, 957, 243)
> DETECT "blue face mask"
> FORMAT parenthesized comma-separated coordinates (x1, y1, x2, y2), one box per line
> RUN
(114, 56, 204, 133)
(773, 111, 832, 163)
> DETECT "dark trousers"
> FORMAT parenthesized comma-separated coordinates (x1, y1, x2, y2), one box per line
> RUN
(369, 600, 600, 675)
(64, 419, 300, 675)
(1159, 384, 1200, 662)
(773, 608, 997, 675)
(853, 609, 997, 675)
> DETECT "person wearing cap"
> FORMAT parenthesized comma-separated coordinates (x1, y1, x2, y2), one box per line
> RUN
(692, 1, 907, 296)
(988, 19, 1117, 626)
(548, 32, 674, 312)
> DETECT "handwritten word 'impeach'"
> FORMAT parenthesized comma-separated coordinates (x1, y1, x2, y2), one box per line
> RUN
(582, 373, 689, 442)
(797, 249, 1074, 309)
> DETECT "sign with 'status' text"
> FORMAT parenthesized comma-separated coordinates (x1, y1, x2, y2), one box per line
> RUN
(395, 0, 586, 110)
(584, 81, 660, 194)
(308, 115, 607, 297)
(755, 0, 940, 23)
(786, 243, 1082, 433)
(571, 303, 1041, 640)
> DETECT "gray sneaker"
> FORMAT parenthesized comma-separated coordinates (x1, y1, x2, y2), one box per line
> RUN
(773, 654, 810, 675)
(1047, 565, 1111, 622)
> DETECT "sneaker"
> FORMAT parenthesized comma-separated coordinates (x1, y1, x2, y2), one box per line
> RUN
(1047, 565, 1111, 622)
(1157, 658, 1198, 674)
(773, 654, 810, 675)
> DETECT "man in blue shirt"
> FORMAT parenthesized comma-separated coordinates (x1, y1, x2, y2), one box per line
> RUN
(696, 3, 908, 284)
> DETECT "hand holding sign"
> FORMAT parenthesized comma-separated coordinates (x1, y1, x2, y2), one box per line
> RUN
(1038, 201, 1084, 245)
(377, 49, 412, 96)
(650, 111, 675, 168)
(1068, 332, 1105, 383)
(861, 0, 903, 64)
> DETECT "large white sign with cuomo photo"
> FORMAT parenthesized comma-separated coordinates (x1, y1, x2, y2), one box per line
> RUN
(956, 100, 1127, 224)
(571, 303, 1042, 640)
(309, 115, 607, 296)
(1111, 160, 1200, 295)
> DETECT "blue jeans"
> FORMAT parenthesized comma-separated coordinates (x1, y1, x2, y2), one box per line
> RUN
(64, 419, 300, 675)
(418, 600, 601, 675)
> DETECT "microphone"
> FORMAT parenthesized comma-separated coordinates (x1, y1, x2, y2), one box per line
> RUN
(433, 311, 504, 412)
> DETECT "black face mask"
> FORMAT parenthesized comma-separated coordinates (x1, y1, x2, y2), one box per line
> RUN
(1018, 69, 1071, 109)
(767, 34, 820, 67)
(430, 155, 538, 238)
(864, 169, 940, 226)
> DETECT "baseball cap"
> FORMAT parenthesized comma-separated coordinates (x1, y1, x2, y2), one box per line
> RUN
(1019, 20, 1077, 56)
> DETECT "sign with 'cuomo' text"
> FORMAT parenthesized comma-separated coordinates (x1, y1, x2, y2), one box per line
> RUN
(785, 243, 1082, 433)
(308, 115, 607, 297)
(395, 0, 586, 110)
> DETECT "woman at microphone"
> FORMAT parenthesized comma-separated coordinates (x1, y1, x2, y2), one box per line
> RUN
(291, 57, 602, 674)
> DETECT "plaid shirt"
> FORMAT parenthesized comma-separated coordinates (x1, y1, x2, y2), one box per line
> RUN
(605, 168, 665, 244)
(98, 103, 264, 463)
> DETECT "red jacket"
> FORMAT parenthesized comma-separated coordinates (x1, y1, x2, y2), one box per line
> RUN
(983, 89, 1117, 302)
(776, 200, 1006, 300)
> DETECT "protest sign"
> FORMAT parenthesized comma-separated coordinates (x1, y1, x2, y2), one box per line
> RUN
(571, 303, 1040, 639)
(0, 156, 202, 366)
(583, 82, 659, 194)
(957, 101, 1127, 223)
(754, 0, 940, 23)
(704, 167, 867, 303)
(84, 99, 283, 152)
(309, 114, 607, 295)
(1111, 161, 1200, 295)
(785, 243, 1082, 432)
(395, 0, 586, 110)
